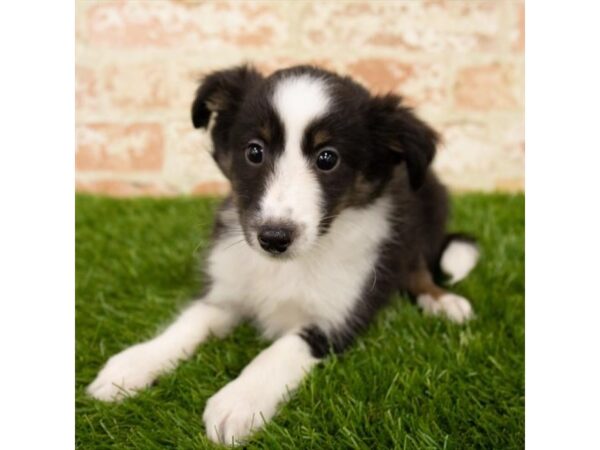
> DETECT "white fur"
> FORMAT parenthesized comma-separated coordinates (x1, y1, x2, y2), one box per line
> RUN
(208, 196, 393, 339)
(203, 334, 318, 445)
(440, 240, 479, 284)
(87, 301, 239, 401)
(417, 293, 473, 324)
(89, 194, 392, 406)
(260, 75, 331, 255)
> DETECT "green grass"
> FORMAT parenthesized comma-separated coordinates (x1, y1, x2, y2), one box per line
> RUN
(76, 193, 524, 449)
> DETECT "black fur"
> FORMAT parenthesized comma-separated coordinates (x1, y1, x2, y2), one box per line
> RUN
(299, 326, 331, 358)
(367, 94, 439, 190)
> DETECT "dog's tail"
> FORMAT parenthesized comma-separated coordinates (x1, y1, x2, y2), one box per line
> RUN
(437, 233, 480, 285)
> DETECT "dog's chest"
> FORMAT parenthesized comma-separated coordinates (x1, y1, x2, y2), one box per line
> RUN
(206, 198, 392, 338)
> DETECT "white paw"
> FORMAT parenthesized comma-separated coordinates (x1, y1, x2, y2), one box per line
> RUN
(203, 377, 279, 445)
(87, 341, 171, 401)
(418, 293, 474, 324)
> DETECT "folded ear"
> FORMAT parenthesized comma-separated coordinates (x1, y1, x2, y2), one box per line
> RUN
(191, 65, 263, 129)
(368, 94, 439, 190)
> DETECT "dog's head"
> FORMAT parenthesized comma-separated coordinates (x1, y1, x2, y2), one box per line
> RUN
(192, 65, 438, 258)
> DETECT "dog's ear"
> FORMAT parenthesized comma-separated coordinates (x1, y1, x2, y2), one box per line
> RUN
(367, 94, 439, 190)
(191, 65, 263, 129)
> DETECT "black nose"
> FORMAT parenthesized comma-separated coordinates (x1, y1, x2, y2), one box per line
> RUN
(257, 226, 294, 254)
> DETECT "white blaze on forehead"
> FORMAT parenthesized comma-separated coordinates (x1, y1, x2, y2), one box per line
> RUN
(261, 76, 330, 243)
(272, 75, 331, 147)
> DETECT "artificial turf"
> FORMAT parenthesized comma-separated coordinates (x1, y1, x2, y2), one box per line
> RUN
(75, 193, 524, 449)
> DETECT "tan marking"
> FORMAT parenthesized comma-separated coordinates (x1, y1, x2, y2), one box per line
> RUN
(205, 92, 229, 112)
(313, 129, 330, 147)
(407, 259, 446, 299)
(388, 142, 403, 154)
(353, 174, 375, 203)
(258, 124, 271, 142)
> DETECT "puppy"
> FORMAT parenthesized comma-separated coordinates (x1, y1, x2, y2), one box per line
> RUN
(87, 65, 479, 445)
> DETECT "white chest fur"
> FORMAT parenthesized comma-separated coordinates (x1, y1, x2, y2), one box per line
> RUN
(206, 196, 393, 339)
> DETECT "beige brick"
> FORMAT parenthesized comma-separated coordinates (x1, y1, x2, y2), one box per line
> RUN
(192, 181, 231, 196)
(77, 63, 171, 113)
(76, 123, 164, 171)
(104, 63, 170, 109)
(85, 1, 286, 49)
(347, 59, 413, 93)
(494, 178, 524, 192)
(75, 66, 98, 110)
(454, 63, 521, 110)
(300, 1, 503, 53)
(346, 59, 447, 107)
(75, 0, 525, 195)
(76, 179, 170, 197)
(511, 1, 525, 51)
(434, 115, 524, 191)
(162, 122, 228, 193)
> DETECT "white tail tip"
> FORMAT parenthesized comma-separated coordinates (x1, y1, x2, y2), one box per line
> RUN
(440, 239, 479, 284)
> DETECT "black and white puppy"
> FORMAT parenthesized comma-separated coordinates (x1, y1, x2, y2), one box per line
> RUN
(87, 65, 480, 445)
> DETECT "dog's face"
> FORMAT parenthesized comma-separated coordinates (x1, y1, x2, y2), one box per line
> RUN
(192, 65, 438, 258)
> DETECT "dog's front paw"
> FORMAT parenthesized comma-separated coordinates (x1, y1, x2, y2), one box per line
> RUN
(87, 341, 170, 401)
(203, 376, 279, 445)
(418, 293, 474, 324)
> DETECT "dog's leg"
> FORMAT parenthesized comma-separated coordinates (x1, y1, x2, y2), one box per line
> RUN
(87, 297, 240, 401)
(203, 333, 320, 445)
(408, 259, 473, 323)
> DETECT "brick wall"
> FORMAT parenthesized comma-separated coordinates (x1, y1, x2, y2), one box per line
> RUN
(76, 0, 524, 196)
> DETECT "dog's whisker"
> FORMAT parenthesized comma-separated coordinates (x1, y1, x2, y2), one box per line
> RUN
(222, 238, 247, 251)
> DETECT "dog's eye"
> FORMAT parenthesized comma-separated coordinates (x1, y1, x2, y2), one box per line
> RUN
(245, 140, 264, 165)
(316, 147, 339, 172)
